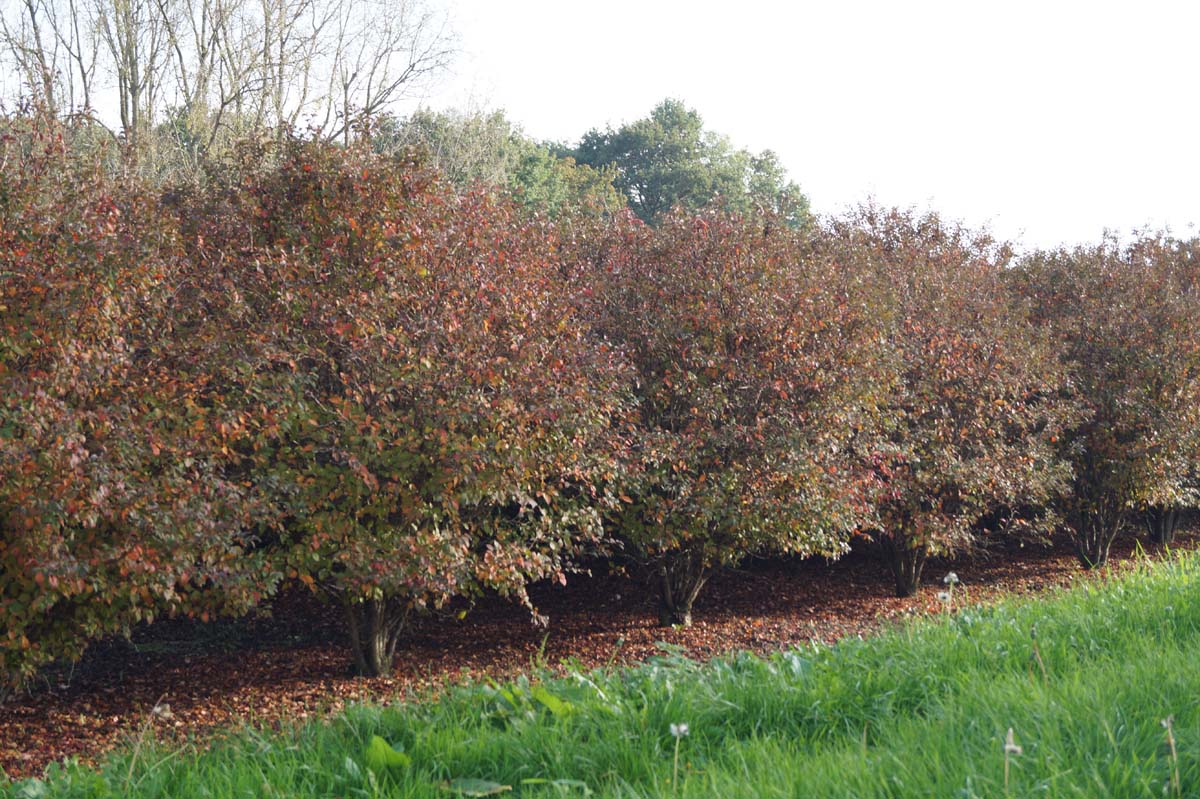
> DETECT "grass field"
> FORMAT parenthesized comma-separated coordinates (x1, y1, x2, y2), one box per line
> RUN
(6, 553, 1199, 798)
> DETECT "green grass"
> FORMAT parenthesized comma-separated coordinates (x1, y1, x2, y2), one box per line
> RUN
(7, 553, 1200, 798)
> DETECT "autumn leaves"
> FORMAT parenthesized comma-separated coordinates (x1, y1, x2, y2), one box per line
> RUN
(3, 127, 1199, 689)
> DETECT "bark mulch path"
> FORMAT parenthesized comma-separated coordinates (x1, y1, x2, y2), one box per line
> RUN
(2, 533, 1193, 779)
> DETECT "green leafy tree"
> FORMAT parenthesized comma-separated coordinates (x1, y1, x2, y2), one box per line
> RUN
(571, 209, 875, 625)
(573, 99, 810, 226)
(372, 108, 623, 217)
(831, 208, 1075, 596)
(1012, 235, 1200, 564)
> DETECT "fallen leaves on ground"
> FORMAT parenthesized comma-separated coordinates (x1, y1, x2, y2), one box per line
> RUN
(1, 533, 1192, 779)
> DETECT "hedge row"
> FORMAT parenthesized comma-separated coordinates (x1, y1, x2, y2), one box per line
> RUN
(3, 121, 1199, 687)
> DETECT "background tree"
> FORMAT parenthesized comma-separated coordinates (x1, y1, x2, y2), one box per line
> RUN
(572, 208, 875, 626)
(1012, 235, 1200, 564)
(572, 98, 809, 226)
(0, 0, 97, 116)
(373, 107, 623, 217)
(0, 0, 454, 169)
(178, 136, 633, 676)
(830, 208, 1075, 596)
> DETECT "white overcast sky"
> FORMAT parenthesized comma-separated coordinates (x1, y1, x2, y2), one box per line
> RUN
(415, 0, 1200, 250)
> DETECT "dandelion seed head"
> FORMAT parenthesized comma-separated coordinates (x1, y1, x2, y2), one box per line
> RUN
(1004, 727, 1023, 755)
(670, 722, 690, 738)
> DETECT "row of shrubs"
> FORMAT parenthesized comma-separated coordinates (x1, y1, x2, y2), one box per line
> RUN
(2, 117, 1199, 689)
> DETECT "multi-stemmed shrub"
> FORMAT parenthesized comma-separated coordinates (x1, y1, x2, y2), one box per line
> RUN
(827, 208, 1074, 596)
(1013, 235, 1200, 564)
(0, 121, 268, 692)
(176, 138, 633, 675)
(572, 209, 878, 625)
(6, 114, 1200, 692)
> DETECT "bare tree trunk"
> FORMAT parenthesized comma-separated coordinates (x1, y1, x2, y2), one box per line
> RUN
(97, 0, 169, 149)
(343, 596, 408, 677)
(885, 535, 928, 598)
(25, 0, 59, 115)
(63, 0, 97, 111)
(1143, 506, 1181, 547)
(657, 549, 707, 627)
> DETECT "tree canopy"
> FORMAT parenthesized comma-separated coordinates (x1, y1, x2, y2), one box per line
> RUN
(174, 137, 635, 675)
(373, 108, 623, 217)
(572, 99, 810, 226)
(828, 208, 1076, 595)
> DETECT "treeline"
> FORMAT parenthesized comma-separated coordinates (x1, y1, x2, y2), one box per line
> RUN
(0, 0, 455, 165)
(2, 118, 1199, 692)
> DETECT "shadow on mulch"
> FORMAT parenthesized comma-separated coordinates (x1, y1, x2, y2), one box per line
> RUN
(2, 529, 1194, 779)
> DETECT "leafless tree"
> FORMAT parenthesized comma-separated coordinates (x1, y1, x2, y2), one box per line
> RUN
(1, 0, 64, 115)
(321, 0, 450, 144)
(1, 0, 454, 158)
(94, 0, 170, 146)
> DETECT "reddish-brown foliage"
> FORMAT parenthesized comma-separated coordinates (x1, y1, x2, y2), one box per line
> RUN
(5, 113, 1200, 700)
(1013, 235, 1200, 565)
(174, 137, 633, 675)
(0, 120, 265, 692)
(572, 209, 879, 624)
(826, 208, 1076, 596)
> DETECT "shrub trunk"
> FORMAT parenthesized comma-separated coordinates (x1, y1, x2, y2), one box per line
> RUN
(1143, 506, 1181, 546)
(657, 550, 708, 627)
(1070, 505, 1124, 569)
(344, 597, 409, 677)
(886, 536, 928, 598)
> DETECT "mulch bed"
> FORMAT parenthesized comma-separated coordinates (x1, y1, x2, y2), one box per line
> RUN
(1, 531, 1194, 779)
